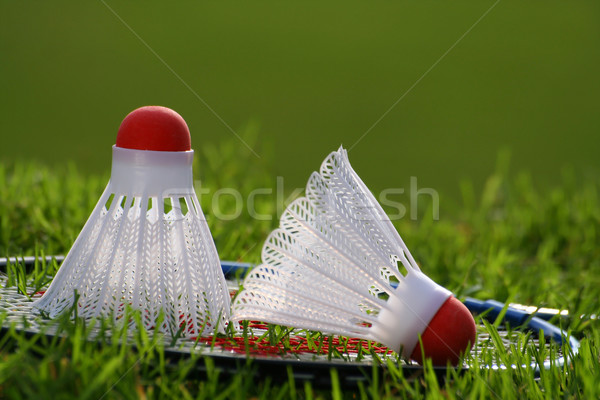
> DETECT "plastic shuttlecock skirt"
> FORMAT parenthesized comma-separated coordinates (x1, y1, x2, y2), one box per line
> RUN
(34, 146, 230, 336)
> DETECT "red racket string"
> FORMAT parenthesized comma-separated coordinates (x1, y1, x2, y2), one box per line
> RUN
(192, 330, 393, 357)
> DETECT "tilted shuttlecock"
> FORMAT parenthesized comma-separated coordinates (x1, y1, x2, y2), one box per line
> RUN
(232, 147, 476, 365)
(34, 106, 230, 336)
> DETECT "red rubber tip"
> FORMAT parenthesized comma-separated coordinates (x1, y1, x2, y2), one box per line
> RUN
(115, 106, 191, 151)
(410, 296, 477, 366)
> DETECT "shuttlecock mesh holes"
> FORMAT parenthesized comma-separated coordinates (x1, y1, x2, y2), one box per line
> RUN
(238, 260, 381, 324)
(263, 231, 372, 296)
(268, 207, 394, 305)
(233, 148, 427, 340)
(103, 193, 197, 222)
(38, 189, 227, 337)
(308, 178, 376, 250)
(306, 175, 407, 288)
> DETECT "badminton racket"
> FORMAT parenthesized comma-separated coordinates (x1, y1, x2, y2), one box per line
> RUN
(0, 256, 580, 387)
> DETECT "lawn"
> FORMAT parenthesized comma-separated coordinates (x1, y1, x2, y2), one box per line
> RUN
(1, 137, 599, 399)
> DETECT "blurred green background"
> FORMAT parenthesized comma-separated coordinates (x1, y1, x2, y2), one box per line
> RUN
(1, 0, 599, 204)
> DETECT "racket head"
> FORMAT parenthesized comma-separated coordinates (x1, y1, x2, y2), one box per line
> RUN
(0, 257, 580, 387)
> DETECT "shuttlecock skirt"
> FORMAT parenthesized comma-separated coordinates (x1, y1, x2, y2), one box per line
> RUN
(34, 146, 230, 336)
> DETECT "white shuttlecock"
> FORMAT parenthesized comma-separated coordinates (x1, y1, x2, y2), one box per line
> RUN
(34, 106, 230, 337)
(232, 147, 476, 365)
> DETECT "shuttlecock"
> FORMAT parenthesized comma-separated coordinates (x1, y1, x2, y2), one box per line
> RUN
(232, 147, 476, 365)
(34, 106, 230, 336)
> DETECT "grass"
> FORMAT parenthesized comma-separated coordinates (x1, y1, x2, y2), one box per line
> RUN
(1, 139, 600, 398)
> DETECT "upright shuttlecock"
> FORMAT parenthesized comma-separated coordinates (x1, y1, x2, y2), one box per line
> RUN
(232, 147, 476, 365)
(34, 106, 230, 336)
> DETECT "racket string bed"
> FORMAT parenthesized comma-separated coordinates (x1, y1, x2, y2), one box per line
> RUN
(473, 326, 564, 369)
(0, 274, 576, 374)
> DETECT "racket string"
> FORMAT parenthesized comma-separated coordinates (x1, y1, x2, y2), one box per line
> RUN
(0, 276, 566, 368)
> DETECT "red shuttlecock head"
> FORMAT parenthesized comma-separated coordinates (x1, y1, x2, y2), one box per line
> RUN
(410, 296, 477, 366)
(115, 106, 191, 151)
